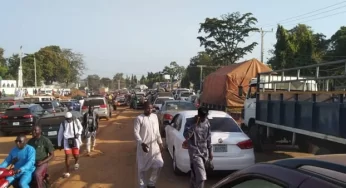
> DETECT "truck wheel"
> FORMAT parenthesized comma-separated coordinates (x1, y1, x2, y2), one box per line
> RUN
(249, 124, 263, 152)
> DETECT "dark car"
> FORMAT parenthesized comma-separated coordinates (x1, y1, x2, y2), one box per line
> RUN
(37, 111, 83, 147)
(60, 101, 80, 111)
(35, 101, 66, 113)
(0, 104, 49, 135)
(211, 154, 346, 188)
(0, 98, 28, 117)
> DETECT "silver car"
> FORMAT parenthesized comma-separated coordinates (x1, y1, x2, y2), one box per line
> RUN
(81, 97, 112, 120)
(156, 100, 197, 136)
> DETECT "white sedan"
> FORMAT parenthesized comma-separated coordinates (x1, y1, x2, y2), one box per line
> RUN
(164, 110, 255, 175)
(153, 96, 174, 110)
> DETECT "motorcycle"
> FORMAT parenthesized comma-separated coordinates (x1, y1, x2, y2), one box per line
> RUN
(0, 159, 50, 188)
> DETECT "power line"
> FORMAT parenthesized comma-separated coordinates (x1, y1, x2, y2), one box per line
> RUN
(258, 1, 346, 28)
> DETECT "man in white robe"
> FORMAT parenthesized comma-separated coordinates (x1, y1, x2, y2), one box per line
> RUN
(134, 102, 164, 188)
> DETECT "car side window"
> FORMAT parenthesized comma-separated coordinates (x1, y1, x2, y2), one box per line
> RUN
(224, 178, 284, 188)
(171, 114, 179, 126)
(174, 116, 182, 131)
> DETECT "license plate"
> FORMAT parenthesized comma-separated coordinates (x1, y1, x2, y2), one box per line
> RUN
(213, 144, 227, 152)
(12, 122, 20, 126)
(48, 131, 57, 136)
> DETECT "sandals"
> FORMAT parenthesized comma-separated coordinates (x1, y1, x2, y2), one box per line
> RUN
(74, 163, 80, 170)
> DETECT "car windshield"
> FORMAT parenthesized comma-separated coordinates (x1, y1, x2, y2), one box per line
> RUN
(84, 99, 105, 106)
(181, 92, 192, 97)
(36, 102, 53, 109)
(5, 108, 31, 116)
(177, 90, 189, 94)
(165, 102, 196, 111)
(155, 98, 173, 104)
(186, 117, 241, 132)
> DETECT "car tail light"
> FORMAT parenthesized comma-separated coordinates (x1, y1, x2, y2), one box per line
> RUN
(163, 114, 173, 120)
(82, 106, 88, 110)
(1, 115, 8, 119)
(100, 104, 107, 108)
(23, 114, 33, 118)
(237, 139, 253, 149)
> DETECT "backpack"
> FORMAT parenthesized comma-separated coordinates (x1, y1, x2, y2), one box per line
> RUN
(86, 113, 97, 132)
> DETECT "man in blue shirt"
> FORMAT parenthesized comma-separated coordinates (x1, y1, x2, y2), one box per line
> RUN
(0, 134, 36, 188)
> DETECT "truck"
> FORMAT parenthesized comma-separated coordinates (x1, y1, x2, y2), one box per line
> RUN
(241, 59, 346, 154)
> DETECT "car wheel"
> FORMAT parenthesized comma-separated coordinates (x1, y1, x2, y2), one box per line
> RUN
(173, 149, 184, 176)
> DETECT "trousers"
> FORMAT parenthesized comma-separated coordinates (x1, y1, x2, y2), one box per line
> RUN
(190, 161, 206, 188)
(138, 167, 161, 188)
(86, 131, 97, 152)
(7, 171, 33, 188)
(35, 162, 48, 188)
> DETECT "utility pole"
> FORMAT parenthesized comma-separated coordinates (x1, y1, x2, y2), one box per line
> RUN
(260, 28, 273, 63)
(197, 65, 206, 91)
(118, 80, 120, 90)
(34, 55, 37, 88)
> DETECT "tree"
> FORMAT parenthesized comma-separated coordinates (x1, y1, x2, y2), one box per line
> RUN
(268, 24, 328, 75)
(86, 74, 100, 91)
(163, 61, 185, 81)
(181, 52, 218, 90)
(100, 77, 112, 88)
(140, 75, 146, 84)
(197, 12, 259, 65)
(62, 49, 86, 85)
(0, 48, 8, 78)
(328, 26, 346, 60)
(7, 54, 20, 80)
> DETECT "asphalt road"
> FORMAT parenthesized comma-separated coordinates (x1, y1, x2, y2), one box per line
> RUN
(0, 107, 312, 188)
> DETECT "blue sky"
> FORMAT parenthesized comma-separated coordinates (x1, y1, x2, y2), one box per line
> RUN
(1, 0, 345, 79)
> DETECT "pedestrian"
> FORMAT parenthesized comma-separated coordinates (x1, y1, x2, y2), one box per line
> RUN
(27, 125, 55, 188)
(134, 101, 164, 188)
(83, 105, 99, 156)
(183, 107, 213, 188)
(57, 112, 84, 178)
(0, 134, 36, 188)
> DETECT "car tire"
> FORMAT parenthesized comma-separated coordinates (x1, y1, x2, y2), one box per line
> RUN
(173, 149, 184, 176)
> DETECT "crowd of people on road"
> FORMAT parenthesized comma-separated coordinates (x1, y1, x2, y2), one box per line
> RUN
(0, 94, 212, 188)
(0, 103, 99, 188)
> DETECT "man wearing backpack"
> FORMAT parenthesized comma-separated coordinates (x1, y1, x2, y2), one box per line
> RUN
(83, 105, 99, 156)
(57, 112, 84, 178)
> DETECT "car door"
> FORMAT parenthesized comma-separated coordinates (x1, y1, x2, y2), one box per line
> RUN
(166, 114, 179, 155)
(171, 114, 183, 152)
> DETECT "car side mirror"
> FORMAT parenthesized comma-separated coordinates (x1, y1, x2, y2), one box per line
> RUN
(163, 120, 171, 125)
(238, 85, 243, 96)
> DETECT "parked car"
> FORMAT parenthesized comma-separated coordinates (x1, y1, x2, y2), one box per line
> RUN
(153, 96, 174, 110)
(37, 111, 83, 147)
(24, 96, 55, 103)
(156, 100, 197, 136)
(187, 95, 197, 103)
(81, 97, 112, 120)
(0, 104, 49, 135)
(165, 110, 255, 175)
(0, 97, 28, 117)
(211, 154, 346, 188)
(115, 96, 127, 106)
(178, 91, 193, 101)
(35, 101, 67, 113)
(60, 100, 81, 111)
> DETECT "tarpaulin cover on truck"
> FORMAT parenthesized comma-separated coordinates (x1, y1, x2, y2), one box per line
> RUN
(201, 58, 272, 107)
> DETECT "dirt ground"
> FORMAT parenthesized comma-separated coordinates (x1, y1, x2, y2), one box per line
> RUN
(0, 107, 313, 188)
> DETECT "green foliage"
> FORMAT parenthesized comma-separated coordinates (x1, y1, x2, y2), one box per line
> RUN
(197, 12, 259, 65)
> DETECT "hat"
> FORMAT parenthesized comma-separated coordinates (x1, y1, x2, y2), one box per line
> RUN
(65, 112, 73, 118)
(198, 107, 208, 117)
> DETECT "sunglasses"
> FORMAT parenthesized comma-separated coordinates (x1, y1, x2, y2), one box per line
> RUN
(14, 140, 23, 143)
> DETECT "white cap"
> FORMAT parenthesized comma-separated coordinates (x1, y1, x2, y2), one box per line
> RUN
(65, 112, 72, 118)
